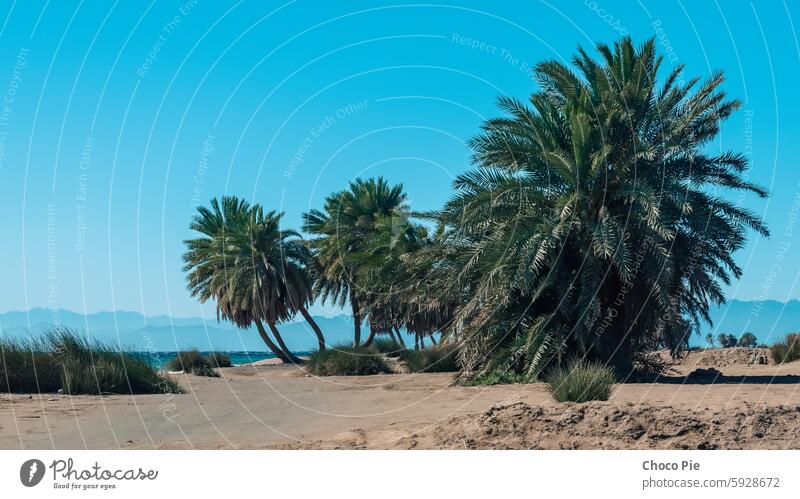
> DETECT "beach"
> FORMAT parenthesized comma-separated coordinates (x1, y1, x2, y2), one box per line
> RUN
(2, 349, 799, 450)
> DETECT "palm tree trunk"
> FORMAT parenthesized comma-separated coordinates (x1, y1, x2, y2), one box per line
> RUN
(419, 334, 426, 349)
(393, 327, 406, 348)
(267, 321, 304, 364)
(351, 294, 362, 347)
(387, 328, 397, 342)
(429, 335, 438, 345)
(298, 305, 326, 351)
(414, 333, 420, 351)
(362, 322, 378, 348)
(254, 320, 291, 363)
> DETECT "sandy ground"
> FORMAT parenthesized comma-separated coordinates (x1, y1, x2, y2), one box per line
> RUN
(1, 349, 799, 449)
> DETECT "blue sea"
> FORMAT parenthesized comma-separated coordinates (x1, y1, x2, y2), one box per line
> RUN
(135, 351, 308, 370)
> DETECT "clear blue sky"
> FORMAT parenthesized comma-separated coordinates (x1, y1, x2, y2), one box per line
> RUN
(0, 0, 798, 319)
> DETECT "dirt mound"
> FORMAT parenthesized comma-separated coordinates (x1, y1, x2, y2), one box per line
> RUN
(403, 401, 800, 449)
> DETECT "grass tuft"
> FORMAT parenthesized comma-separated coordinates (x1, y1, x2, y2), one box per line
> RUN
(545, 360, 616, 403)
(207, 351, 232, 368)
(166, 350, 220, 377)
(770, 334, 800, 364)
(306, 344, 391, 376)
(1, 328, 181, 395)
(0, 337, 61, 393)
(400, 345, 459, 372)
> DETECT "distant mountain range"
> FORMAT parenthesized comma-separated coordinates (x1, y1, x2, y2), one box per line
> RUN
(1, 299, 798, 351)
(0, 308, 375, 352)
(703, 299, 800, 346)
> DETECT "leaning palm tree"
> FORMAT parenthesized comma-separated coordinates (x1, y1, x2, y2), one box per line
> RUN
(434, 37, 768, 379)
(183, 197, 292, 362)
(183, 197, 325, 362)
(303, 177, 408, 346)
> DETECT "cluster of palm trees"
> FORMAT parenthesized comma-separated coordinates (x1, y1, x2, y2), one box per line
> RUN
(183, 37, 766, 379)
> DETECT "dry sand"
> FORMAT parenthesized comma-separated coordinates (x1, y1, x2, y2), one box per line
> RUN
(1, 348, 799, 450)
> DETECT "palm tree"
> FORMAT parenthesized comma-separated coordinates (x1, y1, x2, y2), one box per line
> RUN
(433, 37, 768, 378)
(183, 197, 325, 362)
(303, 177, 408, 347)
(705, 333, 715, 348)
(358, 212, 428, 348)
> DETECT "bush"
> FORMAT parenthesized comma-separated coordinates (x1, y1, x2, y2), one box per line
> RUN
(372, 338, 405, 357)
(770, 334, 800, 364)
(207, 351, 232, 368)
(717, 333, 738, 348)
(1, 329, 181, 395)
(738, 332, 758, 348)
(166, 350, 219, 377)
(48, 329, 183, 395)
(306, 345, 391, 376)
(545, 360, 616, 403)
(400, 345, 459, 373)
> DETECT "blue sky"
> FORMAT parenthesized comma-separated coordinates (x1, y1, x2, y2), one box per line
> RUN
(0, 0, 798, 319)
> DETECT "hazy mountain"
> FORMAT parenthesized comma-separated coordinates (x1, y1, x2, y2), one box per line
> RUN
(701, 299, 800, 346)
(0, 308, 379, 351)
(2, 299, 797, 351)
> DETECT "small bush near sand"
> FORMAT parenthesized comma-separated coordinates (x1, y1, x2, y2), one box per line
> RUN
(166, 350, 220, 377)
(770, 334, 800, 364)
(1, 329, 181, 395)
(372, 338, 405, 357)
(401, 345, 459, 373)
(207, 352, 232, 368)
(306, 345, 391, 376)
(546, 360, 616, 403)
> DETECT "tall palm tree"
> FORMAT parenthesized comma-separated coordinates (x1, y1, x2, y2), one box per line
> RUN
(433, 37, 768, 378)
(303, 177, 408, 347)
(183, 197, 325, 362)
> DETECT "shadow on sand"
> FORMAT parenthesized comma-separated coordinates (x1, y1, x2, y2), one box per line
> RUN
(656, 373, 800, 385)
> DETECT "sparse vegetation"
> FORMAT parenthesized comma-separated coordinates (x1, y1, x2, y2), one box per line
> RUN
(770, 334, 800, 364)
(207, 351, 232, 368)
(166, 350, 220, 377)
(546, 360, 616, 403)
(306, 345, 391, 376)
(1, 329, 181, 395)
(400, 344, 459, 373)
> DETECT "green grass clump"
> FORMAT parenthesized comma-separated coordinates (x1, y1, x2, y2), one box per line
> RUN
(545, 360, 616, 403)
(372, 338, 405, 357)
(400, 345, 459, 373)
(306, 345, 391, 376)
(1, 329, 181, 395)
(166, 350, 219, 377)
(770, 334, 800, 364)
(0, 337, 62, 393)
